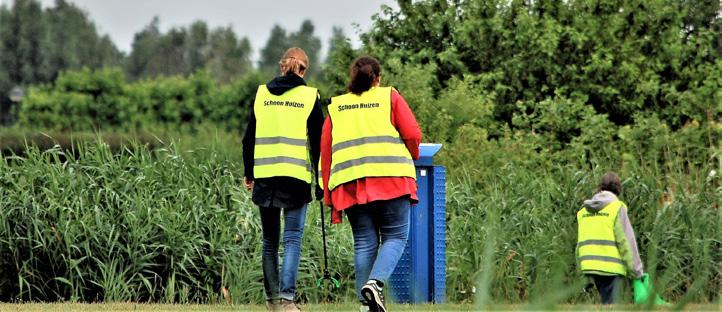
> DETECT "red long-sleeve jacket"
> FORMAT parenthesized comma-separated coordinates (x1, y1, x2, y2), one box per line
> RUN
(321, 89, 422, 223)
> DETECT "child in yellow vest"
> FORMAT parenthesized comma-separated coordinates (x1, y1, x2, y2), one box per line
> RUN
(576, 172, 644, 304)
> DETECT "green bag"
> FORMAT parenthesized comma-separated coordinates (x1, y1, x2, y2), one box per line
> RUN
(633, 273, 669, 305)
(632, 275, 649, 303)
(654, 293, 669, 305)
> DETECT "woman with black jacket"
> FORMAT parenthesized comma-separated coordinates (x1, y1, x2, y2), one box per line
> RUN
(242, 47, 323, 312)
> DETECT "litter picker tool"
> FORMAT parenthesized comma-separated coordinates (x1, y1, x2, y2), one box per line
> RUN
(316, 200, 341, 290)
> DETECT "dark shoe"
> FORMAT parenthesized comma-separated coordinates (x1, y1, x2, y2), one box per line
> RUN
(361, 280, 386, 312)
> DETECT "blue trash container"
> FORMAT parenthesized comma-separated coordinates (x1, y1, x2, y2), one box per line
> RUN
(388, 143, 446, 304)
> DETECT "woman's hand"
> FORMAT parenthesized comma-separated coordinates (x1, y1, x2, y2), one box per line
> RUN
(243, 177, 254, 191)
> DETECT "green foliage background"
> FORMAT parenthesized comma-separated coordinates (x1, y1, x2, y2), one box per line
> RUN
(16, 68, 263, 132)
(0, 0, 720, 307)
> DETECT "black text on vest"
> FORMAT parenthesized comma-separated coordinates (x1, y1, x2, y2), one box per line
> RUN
(264, 100, 305, 108)
(337, 102, 380, 112)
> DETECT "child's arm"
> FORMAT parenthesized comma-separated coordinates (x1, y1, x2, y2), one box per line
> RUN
(614, 205, 645, 279)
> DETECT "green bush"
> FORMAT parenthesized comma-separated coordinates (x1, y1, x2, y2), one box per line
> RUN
(17, 68, 263, 133)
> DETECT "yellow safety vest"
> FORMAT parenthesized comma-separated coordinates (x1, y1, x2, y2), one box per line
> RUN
(317, 155, 324, 189)
(253, 84, 317, 183)
(576, 200, 627, 276)
(327, 86, 416, 190)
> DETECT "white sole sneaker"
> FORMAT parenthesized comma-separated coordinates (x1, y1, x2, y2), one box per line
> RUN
(361, 282, 386, 312)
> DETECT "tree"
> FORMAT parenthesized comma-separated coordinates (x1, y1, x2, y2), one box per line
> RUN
(42, 0, 123, 80)
(0, 0, 123, 125)
(1, 0, 45, 85)
(187, 21, 209, 72)
(258, 24, 289, 73)
(0, 0, 122, 84)
(126, 17, 162, 79)
(258, 21, 323, 78)
(323, 26, 357, 95)
(288, 20, 322, 79)
(125, 18, 251, 82)
(206, 26, 252, 83)
(0, 4, 14, 124)
(146, 27, 189, 77)
(95, 35, 124, 68)
(364, 0, 722, 129)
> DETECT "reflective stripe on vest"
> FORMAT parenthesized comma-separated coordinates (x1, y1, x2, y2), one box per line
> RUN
(317, 154, 324, 190)
(327, 87, 416, 190)
(576, 200, 627, 276)
(253, 84, 316, 182)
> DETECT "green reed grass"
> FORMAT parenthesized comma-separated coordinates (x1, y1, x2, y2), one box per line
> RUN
(0, 133, 719, 306)
(0, 137, 360, 304)
(444, 142, 720, 308)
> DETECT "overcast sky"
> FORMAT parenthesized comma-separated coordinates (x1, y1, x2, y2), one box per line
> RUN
(26, 0, 397, 61)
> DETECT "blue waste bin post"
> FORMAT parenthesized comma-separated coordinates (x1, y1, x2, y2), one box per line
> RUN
(389, 143, 446, 304)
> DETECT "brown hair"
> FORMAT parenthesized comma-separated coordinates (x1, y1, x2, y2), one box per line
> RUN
(279, 47, 308, 77)
(598, 171, 622, 196)
(348, 55, 381, 95)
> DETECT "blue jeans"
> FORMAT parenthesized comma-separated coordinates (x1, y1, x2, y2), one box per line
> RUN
(259, 203, 307, 301)
(346, 196, 410, 302)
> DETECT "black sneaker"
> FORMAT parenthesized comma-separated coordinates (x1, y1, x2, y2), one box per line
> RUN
(361, 280, 386, 312)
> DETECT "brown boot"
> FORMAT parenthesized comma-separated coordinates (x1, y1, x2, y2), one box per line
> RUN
(279, 299, 301, 312)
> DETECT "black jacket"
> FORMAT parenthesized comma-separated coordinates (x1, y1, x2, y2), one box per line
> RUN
(242, 74, 324, 208)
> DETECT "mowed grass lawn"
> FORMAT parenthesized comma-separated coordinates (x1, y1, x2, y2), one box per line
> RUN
(0, 303, 718, 312)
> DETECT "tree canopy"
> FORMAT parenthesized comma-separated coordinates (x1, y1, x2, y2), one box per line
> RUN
(258, 20, 323, 79)
(363, 0, 721, 131)
(0, 0, 122, 123)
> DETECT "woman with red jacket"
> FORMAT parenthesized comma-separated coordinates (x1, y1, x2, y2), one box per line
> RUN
(321, 56, 421, 312)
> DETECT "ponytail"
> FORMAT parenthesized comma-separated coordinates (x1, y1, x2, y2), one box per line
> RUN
(279, 47, 309, 77)
(348, 56, 381, 95)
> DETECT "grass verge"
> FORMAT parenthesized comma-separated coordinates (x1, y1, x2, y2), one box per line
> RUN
(0, 303, 719, 312)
